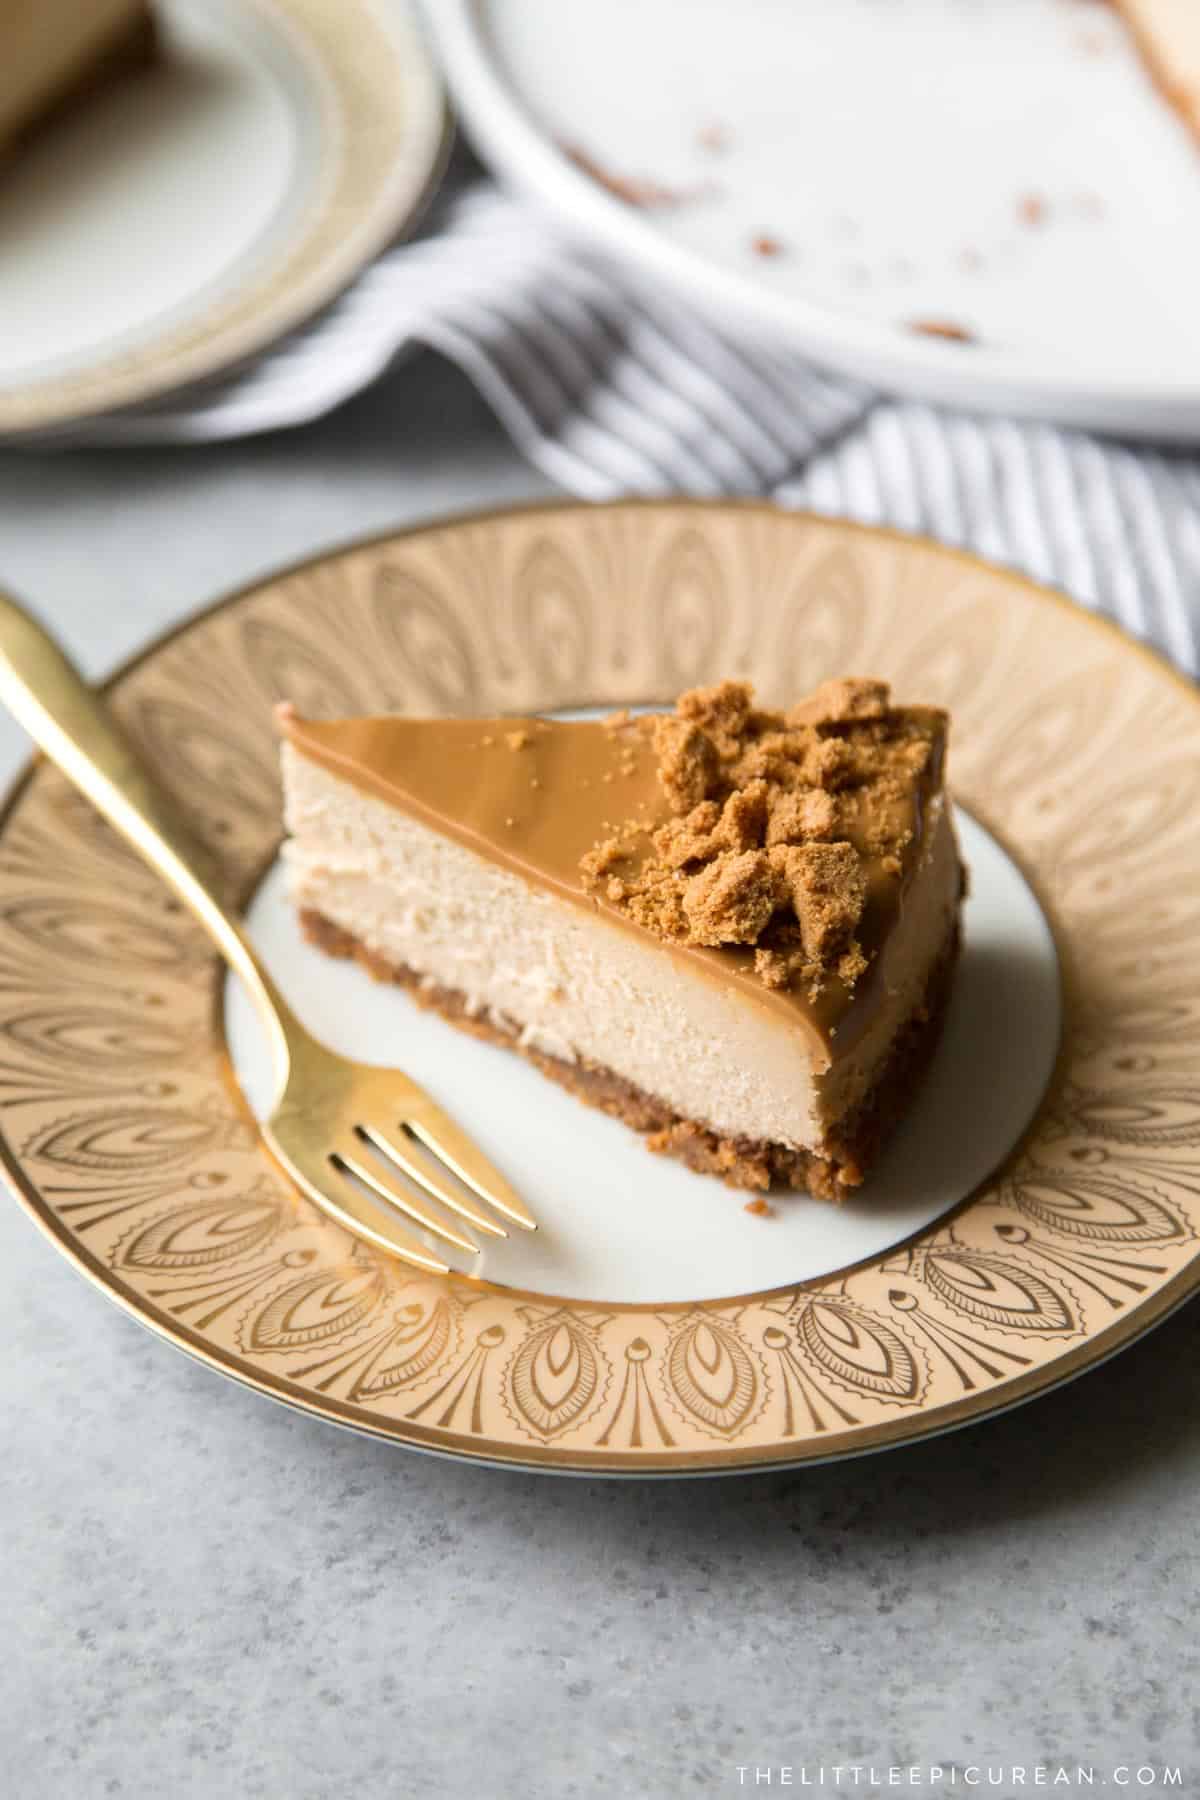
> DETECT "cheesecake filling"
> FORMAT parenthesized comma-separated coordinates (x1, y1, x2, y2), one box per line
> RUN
(278, 680, 964, 1189)
(281, 752, 960, 1155)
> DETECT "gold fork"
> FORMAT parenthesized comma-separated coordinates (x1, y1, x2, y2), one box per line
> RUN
(0, 591, 535, 1273)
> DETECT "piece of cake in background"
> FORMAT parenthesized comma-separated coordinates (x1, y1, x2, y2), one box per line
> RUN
(0, 0, 155, 155)
(277, 680, 966, 1203)
(1112, 0, 1200, 144)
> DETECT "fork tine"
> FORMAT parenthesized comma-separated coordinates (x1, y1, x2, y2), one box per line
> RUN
(404, 1096, 537, 1233)
(283, 1157, 452, 1274)
(360, 1125, 508, 1240)
(334, 1149, 481, 1256)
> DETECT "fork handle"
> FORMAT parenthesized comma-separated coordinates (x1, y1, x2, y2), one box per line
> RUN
(0, 589, 295, 1079)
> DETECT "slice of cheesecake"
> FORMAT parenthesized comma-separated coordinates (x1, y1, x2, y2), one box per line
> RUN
(277, 680, 964, 1199)
(0, 0, 155, 156)
(1112, 0, 1200, 144)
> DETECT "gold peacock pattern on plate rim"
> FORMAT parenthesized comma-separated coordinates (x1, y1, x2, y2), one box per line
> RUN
(1, 501, 1197, 1472)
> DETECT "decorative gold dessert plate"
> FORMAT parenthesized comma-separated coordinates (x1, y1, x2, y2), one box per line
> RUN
(2, 501, 1198, 1475)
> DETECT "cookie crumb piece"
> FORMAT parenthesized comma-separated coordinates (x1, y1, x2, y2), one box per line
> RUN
(838, 942, 869, 986)
(744, 1197, 773, 1217)
(909, 319, 976, 344)
(808, 735, 859, 791)
(580, 835, 629, 883)
(678, 679, 754, 753)
(771, 841, 866, 961)
(655, 799, 721, 869)
(802, 677, 891, 726)
(716, 780, 769, 853)
(767, 788, 838, 846)
(682, 850, 784, 946)
(653, 716, 720, 814)
(561, 142, 703, 210)
(754, 945, 816, 991)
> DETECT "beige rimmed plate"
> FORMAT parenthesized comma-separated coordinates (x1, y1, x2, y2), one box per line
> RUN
(0, 0, 447, 435)
(2, 501, 1199, 1475)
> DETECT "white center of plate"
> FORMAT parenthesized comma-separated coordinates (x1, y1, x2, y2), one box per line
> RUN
(226, 809, 1060, 1305)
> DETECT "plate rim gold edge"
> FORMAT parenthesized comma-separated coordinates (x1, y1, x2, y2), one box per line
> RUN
(1, 494, 1197, 1475)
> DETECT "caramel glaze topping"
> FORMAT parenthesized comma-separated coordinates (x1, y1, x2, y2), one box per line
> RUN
(278, 679, 948, 1067)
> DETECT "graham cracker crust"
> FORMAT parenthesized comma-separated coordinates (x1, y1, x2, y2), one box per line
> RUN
(299, 908, 962, 1201)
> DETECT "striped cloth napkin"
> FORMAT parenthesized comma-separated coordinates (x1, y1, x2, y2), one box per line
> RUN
(43, 179, 1200, 676)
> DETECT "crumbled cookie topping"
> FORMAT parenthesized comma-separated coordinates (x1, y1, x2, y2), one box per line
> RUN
(683, 848, 782, 946)
(580, 679, 945, 997)
(654, 716, 720, 813)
